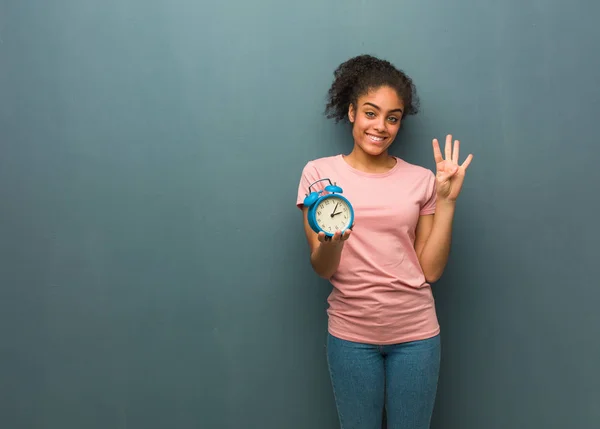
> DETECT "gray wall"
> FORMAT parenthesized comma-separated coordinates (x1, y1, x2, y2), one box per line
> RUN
(1, 1, 599, 428)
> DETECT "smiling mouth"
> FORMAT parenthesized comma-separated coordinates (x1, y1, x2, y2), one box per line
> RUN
(366, 133, 386, 143)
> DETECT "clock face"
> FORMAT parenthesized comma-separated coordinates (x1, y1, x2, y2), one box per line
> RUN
(315, 196, 352, 234)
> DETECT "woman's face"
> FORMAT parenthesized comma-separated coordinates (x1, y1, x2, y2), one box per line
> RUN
(348, 85, 404, 157)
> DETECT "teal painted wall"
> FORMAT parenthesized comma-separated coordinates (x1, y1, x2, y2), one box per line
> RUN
(1, 1, 599, 428)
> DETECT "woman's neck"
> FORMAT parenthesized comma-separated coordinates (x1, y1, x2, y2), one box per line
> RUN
(343, 146, 397, 174)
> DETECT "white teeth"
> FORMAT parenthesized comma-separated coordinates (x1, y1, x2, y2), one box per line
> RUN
(367, 134, 385, 142)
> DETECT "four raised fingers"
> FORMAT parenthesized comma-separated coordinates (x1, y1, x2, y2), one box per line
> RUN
(434, 135, 473, 171)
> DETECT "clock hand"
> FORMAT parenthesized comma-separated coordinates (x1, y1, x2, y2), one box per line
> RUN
(331, 202, 339, 217)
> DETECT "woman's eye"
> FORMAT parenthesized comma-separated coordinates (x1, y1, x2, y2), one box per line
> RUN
(365, 112, 375, 117)
(388, 117, 398, 123)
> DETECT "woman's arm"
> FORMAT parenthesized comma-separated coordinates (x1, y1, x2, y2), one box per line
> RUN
(414, 200, 456, 283)
(415, 134, 473, 282)
(302, 206, 352, 279)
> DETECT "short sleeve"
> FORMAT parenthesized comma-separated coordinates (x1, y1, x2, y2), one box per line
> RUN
(296, 161, 322, 210)
(420, 170, 437, 215)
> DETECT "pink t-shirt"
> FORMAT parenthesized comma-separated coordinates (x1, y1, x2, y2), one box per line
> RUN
(296, 154, 440, 345)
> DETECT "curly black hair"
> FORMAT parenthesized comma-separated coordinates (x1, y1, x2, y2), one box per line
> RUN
(324, 54, 419, 123)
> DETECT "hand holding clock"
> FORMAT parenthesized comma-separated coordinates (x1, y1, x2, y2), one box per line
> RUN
(304, 178, 355, 245)
(318, 225, 353, 244)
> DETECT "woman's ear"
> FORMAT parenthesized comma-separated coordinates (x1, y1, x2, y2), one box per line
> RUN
(348, 103, 355, 123)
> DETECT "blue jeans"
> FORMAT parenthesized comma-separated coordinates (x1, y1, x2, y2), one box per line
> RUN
(326, 332, 441, 429)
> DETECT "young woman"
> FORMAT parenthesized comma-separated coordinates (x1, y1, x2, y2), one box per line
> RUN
(296, 55, 473, 429)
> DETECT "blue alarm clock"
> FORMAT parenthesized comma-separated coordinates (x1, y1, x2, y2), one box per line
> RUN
(303, 178, 355, 237)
